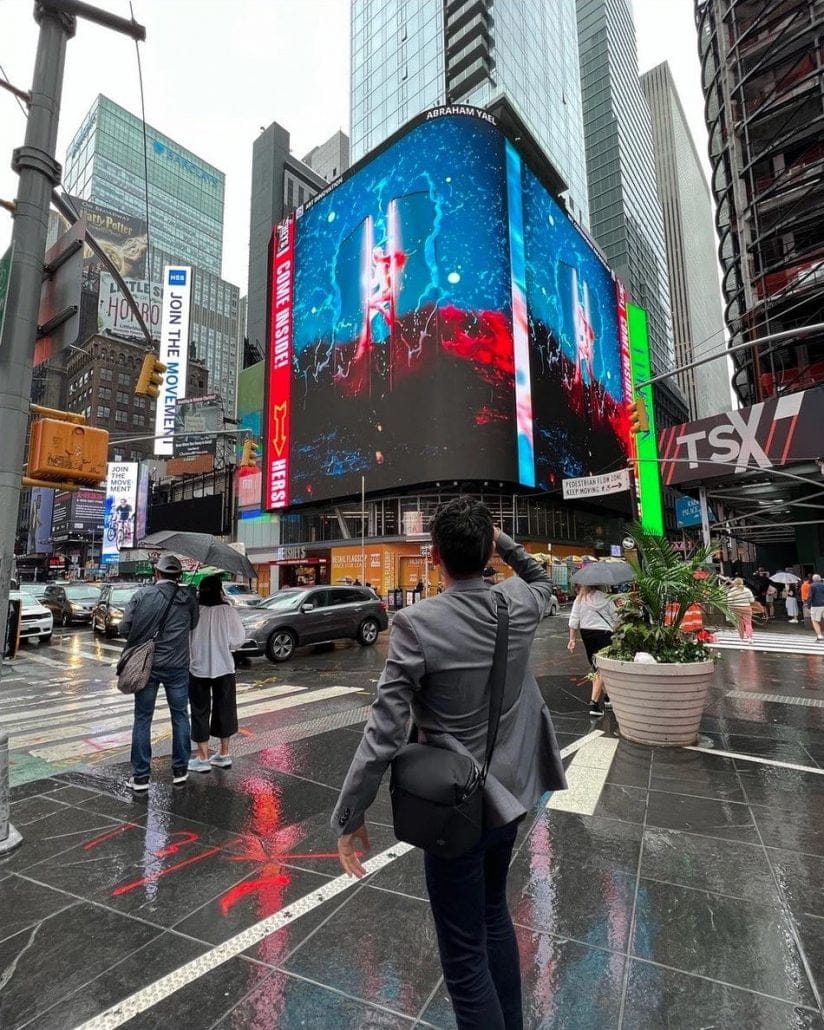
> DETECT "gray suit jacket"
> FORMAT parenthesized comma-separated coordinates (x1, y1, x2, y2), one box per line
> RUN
(332, 533, 567, 837)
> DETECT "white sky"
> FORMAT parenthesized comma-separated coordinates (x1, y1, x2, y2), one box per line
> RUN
(0, 0, 710, 294)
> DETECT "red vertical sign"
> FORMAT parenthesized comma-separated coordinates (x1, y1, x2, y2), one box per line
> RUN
(265, 217, 296, 510)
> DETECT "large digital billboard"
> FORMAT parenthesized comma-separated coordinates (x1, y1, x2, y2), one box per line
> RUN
(264, 108, 630, 509)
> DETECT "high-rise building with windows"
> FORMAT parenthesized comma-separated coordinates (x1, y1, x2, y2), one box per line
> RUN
(350, 0, 591, 227)
(302, 131, 351, 184)
(576, 0, 685, 424)
(64, 95, 224, 275)
(695, 0, 824, 406)
(641, 62, 729, 420)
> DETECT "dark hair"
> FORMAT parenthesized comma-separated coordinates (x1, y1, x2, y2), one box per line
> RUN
(198, 573, 227, 606)
(431, 497, 494, 578)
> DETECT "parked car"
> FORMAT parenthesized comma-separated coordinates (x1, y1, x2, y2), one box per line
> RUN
(542, 592, 560, 617)
(237, 585, 389, 663)
(10, 590, 54, 644)
(91, 583, 144, 637)
(42, 583, 101, 626)
(222, 583, 264, 608)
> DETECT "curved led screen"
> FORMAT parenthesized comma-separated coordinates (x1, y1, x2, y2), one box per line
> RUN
(265, 108, 630, 509)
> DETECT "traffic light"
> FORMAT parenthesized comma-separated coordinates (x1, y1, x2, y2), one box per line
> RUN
(240, 438, 260, 467)
(26, 411, 108, 486)
(628, 396, 650, 434)
(135, 352, 167, 398)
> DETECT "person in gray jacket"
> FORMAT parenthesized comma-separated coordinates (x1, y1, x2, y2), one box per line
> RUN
(333, 497, 566, 1030)
(120, 554, 199, 790)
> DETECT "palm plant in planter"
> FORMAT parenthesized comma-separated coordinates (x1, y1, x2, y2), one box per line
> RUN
(597, 528, 731, 747)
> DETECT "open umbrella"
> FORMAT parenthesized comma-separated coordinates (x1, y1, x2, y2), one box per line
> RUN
(571, 561, 636, 587)
(140, 531, 255, 579)
(770, 571, 800, 584)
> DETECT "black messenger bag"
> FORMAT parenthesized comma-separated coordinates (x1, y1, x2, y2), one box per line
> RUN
(389, 597, 509, 859)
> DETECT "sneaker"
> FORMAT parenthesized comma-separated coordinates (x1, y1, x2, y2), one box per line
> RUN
(188, 757, 212, 774)
(603, 695, 613, 709)
(209, 754, 232, 768)
(589, 700, 605, 718)
(128, 776, 149, 792)
(172, 768, 189, 785)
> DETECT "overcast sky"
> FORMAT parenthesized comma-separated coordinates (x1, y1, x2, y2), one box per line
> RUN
(0, 0, 710, 294)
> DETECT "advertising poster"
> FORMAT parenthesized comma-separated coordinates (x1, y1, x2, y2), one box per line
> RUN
(236, 362, 263, 513)
(28, 488, 55, 554)
(135, 463, 150, 544)
(98, 274, 162, 342)
(154, 266, 192, 457)
(68, 196, 148, 286)
(102, 462, 138, 563)
(263, 107, 630, 511)
(174, 394, 222, 458)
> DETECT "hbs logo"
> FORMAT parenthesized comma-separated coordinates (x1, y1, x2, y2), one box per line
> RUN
(168, 269, 187, 287)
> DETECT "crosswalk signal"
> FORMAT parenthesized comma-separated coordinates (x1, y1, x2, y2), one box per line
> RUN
(240, 438, 260, 467)
(629, 396, 650, 434)
(26, 409, 109, 487)
(135, 352, 167, 398)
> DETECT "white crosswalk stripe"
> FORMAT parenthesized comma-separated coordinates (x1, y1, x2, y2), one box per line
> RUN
(712, 630, 824, 656)
(7, 683, 360, 763)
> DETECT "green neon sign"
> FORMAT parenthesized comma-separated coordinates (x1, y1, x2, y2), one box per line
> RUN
(627, 303, 665, 535)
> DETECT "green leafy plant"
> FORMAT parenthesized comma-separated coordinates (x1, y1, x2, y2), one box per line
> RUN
(602, 526, 731, 663)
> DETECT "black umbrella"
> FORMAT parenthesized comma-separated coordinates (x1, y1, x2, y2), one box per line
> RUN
(571, 561, 636, 587)
(140, 531, 255, 579)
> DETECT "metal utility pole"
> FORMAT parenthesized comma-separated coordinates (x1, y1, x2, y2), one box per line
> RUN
(0, 0, 145, 666)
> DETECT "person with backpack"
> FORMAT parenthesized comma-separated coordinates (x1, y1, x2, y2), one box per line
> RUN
(187, 574, 246, 772)
(120, 554, 199, 790)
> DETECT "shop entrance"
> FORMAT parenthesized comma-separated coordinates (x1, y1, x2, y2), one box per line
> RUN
(276, 559, 328, 588)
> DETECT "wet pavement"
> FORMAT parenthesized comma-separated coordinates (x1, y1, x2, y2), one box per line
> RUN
(2, 615, 824, 1028)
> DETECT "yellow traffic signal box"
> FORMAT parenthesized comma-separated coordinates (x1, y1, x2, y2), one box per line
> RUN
(628, 396, 650, 434)
(240, 439, 261, 467)
(28, 419, 109, 484)
(135, 352, 167, 398)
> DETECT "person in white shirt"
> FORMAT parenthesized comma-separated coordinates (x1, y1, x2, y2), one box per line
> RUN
(187, 574, 247, 772)
(567, 585, 618, 718)
(726, 577, 755, 640)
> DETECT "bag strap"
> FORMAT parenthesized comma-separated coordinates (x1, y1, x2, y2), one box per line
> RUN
(481, 596, 509, 782)
(151, 585, 179, 641)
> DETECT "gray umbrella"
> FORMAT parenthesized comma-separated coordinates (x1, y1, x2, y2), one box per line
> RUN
(769, 571, 800, 585)
(140, 531, 255, 579)
(571, 561, 636, 586)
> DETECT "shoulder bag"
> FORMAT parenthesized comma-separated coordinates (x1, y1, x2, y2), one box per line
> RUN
(116, 587, 178, 694)
(389, 596, 509, 859)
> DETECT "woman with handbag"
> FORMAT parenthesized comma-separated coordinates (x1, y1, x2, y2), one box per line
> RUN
(333, 498, 566, 1030)
(186, 574, 247, 773)
(567, 584, 618, 717)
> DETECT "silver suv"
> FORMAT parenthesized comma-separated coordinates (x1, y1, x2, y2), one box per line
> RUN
(237, 585, 389, 663)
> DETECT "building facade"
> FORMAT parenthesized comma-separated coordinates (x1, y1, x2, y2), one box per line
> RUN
(302, 130, 351, 183)
(577, 0, 685, 425)
(350, 0, 591, 226)
(641, 61, 730, 420)
(247, 122, 327, 361)
(695, 0, 824, 405)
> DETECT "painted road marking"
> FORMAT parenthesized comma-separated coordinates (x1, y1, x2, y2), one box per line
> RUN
(686, 745, 824, 775)
(73, 727, 605, 1030)
(711, 630, 824, 656)
(548, 735, 618, 815)
(726, 690, 824, 709)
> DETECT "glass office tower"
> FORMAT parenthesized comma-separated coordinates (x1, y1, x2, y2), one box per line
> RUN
(350, 0, 591, 227)
(64, 95, 225, 275)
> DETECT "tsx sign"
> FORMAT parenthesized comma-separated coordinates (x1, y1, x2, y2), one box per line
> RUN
(658, 387, 819, 486)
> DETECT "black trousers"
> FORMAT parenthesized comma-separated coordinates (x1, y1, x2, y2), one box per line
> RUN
(424, 820, 522, 1030)
(188, 673, 238, 742)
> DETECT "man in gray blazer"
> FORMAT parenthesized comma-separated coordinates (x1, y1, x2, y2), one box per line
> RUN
(333, 497, 566, 1030)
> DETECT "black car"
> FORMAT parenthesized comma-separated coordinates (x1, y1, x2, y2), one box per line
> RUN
(42, 582, 100, 626)
(91, 583, 144, 637)
(236, 585, 389, 662)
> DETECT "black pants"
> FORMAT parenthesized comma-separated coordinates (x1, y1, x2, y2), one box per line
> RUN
(188, 673, 238, 742)
(580, 628, 613, 669)
(424, 820, 522, 1030)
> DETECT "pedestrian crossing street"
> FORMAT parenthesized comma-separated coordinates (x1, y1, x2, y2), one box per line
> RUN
(712, 629, 824, 656)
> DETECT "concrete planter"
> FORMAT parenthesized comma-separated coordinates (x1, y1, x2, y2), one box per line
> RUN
(597, 655, 715, 747)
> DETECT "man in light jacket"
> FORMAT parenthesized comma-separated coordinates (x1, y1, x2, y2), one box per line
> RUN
(120, 554, 199, 790)
(333, 497, 566, 1030)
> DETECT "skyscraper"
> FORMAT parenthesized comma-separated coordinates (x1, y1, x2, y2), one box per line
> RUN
(696, 0, 824, 405)
(576, 0, 684, 422)
(64, 95, 224, 275)
(641, 62, 729, 420)
(302, 130, 351, 183)
(350, 0, 591, 227)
